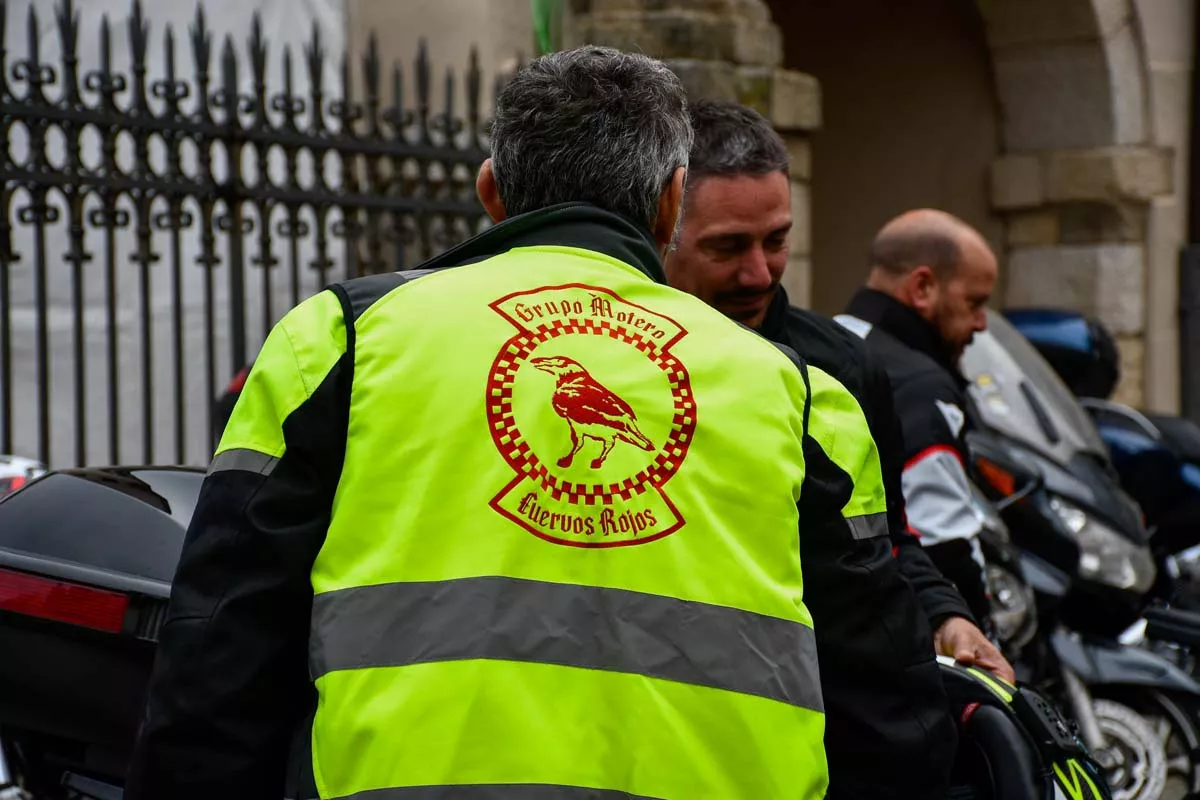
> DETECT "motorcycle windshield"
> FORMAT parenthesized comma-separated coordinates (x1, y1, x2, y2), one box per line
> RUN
(960, 310, 1108, 465)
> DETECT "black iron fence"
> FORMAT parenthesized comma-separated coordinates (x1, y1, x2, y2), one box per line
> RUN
(0, 0, 499, 469)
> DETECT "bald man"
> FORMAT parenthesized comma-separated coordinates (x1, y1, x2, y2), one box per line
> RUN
(836, 209, 998, 628)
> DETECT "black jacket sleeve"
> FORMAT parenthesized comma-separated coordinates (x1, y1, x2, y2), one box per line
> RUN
(860, 353, 977, 629)
(799, 362, 957, 800)
(125, 307, 351, 800)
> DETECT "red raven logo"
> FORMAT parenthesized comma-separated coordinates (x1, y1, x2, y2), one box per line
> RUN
(486, 284, 696, 548)
(530, 355, 656, 469)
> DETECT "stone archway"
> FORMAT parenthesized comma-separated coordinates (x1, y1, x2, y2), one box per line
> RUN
(764, 0, 1005, 319)
(565, 0, 1187, 408)
(984, 0, 1147, 151)
(982, 0, 1178, 409)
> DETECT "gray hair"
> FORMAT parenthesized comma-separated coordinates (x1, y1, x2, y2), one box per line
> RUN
(489, 46, 693, 229)
(687, 99, 789, 180)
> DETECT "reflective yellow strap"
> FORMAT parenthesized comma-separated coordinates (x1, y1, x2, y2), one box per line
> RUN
(329, 784, 658, 799)
(312, 660, 827, 800)
(966, 666, 1014, 703)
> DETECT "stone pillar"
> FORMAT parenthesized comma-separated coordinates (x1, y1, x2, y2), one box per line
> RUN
(977, 0, 1187, 410)
(991, 146, 1173, 406)
(565, 0, 822, 307)
(1133, 0, 1193, 414)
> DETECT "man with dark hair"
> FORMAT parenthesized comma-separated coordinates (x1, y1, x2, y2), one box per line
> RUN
(126, 50, 833, 799)
(838, 209, 1000, 625)
(666, 99, 1012, 800)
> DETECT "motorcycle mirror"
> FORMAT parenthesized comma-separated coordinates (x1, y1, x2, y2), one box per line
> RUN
(1002, 308, 1119, 401)
(995, 472, 1044, 513)
(1077, 397, 1162, 441)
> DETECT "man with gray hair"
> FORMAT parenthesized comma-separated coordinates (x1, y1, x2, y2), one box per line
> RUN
(666, 99, 1014, 800)
(126, 48, 831, 799)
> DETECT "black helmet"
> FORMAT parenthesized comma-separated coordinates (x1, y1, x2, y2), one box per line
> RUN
(939, 657, 1112, 800)
(1003, 309, 1120, 401)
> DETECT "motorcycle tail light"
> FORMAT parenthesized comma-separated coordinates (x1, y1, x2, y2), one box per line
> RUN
(0, 475, 26, 496)
(0, 567, 129, 633)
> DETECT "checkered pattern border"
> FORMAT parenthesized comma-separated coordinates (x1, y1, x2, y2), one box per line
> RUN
(485, 320, 697, 504)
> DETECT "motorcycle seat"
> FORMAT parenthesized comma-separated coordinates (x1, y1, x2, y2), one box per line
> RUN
(1147, 413, 1200, 466)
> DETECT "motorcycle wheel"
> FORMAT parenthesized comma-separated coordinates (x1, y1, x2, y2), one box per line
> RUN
(1101, 687, 1200, 800)
(1145, 690, 1200, 800)
(1092, 699, 1168, 800)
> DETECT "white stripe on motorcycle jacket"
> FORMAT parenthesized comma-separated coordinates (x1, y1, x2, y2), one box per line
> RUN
(903, 445, 989, 573)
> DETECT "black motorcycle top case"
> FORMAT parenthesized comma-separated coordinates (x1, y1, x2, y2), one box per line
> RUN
(0, 467, 201, 772)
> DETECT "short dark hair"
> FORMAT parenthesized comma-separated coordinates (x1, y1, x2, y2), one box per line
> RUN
(687, 99, 789, 181)
(868, 225, 962, 278)
(490, 46, 692, 228)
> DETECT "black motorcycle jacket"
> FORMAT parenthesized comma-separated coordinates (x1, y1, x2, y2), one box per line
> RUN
(759, 288, 960, 800)
(837, 288, 993, 624)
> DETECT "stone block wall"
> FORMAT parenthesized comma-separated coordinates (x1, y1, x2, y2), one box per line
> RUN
(566, 0, 821, 306)
(979, 0, 1187, 410)
(990, 145, 1172, 407)
(345, 0, 1194, 411)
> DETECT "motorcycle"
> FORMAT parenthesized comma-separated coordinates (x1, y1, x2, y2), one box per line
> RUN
(0, 464, 1110, 799)
(1003, 307, 1200, 612)
(1085, 400, 1200, 611)
(940, 648, 1113, 800)
(961, 311, 1200, 800)
(972, 477, 1038, 663)
(0, 456, 46, 499)
(0, 466, 194, 799)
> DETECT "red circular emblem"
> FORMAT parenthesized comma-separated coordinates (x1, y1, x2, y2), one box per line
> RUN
(485, 284, 696, 547)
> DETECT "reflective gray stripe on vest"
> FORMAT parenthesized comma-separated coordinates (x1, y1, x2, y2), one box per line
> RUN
(310, 575, 822, 712)
(846, 511, 889, 541)
(399, 268, 439, 281)
(333, 784, 660, 800)
(208, 448, 279, 476)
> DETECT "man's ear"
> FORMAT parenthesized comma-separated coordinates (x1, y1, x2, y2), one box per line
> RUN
(652, 166, 687, 247)
(902, 265, 938, 312)
(476, 159, 507, 223)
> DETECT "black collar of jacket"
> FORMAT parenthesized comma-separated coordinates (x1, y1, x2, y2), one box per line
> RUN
(417, 202, 667, 283)
(845, 287, 961, 374)
(758, 285, 797, 348)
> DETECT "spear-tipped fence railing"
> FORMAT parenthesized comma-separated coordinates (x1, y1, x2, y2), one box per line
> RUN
(0, 0, 502, 468)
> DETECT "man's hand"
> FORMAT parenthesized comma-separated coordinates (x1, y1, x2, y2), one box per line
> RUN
(934, 616, 1016, 685)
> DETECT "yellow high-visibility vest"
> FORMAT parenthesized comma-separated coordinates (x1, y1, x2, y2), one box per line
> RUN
(222, 241, 828, 799)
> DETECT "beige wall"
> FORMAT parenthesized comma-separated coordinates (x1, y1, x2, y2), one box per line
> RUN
(346, 0, 532, 112)
(766, 0, 1004, 316)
